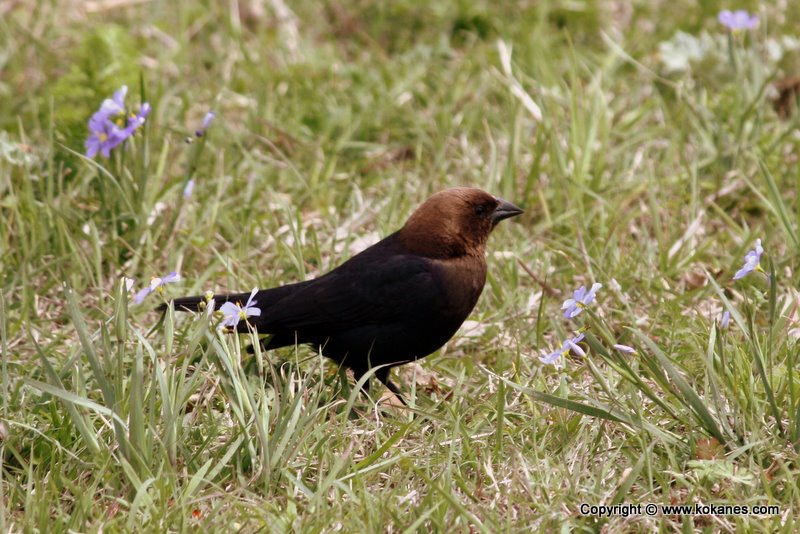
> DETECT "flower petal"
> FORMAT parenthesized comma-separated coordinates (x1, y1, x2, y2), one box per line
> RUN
(539, 350, 562, 365)
(220, 315, 238, 328)
(183, 179, 195, 199)
(133, 287, 152, 304)
(202, 111, 215, 129)
(219, 302, 241, 316)
(582, 285, 599, 305)
(573, 286, 587, 301)
(113, 86, 128, 107)
(162, 272, 181, 284)
(138, 103, 152, 119)
(566, 339, 586, 357)
(720, 310, 730, 329)
(85, 137, 100, 158)
(245, 288, 259, 307)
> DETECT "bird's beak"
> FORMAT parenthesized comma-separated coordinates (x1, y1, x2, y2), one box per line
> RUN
(492, 198, 524, 225)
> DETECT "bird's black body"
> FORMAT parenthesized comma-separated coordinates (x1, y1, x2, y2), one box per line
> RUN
(163, 188, 522, 397)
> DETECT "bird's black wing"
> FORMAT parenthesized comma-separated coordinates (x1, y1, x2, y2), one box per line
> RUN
(246, 248, 443, 334)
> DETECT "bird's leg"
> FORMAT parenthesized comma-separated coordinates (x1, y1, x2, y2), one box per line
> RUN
(375, 367, 407, 406)
(351, 367, 373, 394)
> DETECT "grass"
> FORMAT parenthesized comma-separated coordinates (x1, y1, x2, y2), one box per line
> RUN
(2, 0, 800, 531)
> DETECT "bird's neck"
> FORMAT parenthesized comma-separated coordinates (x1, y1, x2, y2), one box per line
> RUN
(396, 229, 487, 260)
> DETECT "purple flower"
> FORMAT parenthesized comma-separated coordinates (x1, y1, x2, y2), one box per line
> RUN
(718, 9, 758, 31)
(564, 333, 586, 356)
(613, 344, 635, 354)
(195, 290, 218, 317)
(85, 113, 122, 158)
(84, 86, 150, 158)
(196, 111, 215, 137)
(720, 310, 731, 329)
(99, 86, 128, 117)
(733, 239, 763, 280)
(134, 271, 180, 304)
(138, 102, 152, 119)
(561, 283, 602, 319)
(539, 333, 586, 367)
(129, 102, 151, 129)
(538, 348, 562, 366)
(183, 179, 195, 199)
(219, 288, 261, 329)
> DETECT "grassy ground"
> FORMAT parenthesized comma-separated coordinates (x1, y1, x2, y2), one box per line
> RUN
(3, 0, 800, 531)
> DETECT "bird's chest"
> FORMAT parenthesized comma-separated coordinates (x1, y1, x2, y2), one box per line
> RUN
(432, 258, 487, 321)
(394, 260, 484, 357)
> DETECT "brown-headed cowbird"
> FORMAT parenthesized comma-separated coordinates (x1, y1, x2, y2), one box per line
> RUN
(162, 188, 522, 397)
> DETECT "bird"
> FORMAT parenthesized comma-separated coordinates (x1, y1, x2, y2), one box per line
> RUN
(161, 187, 523, 398)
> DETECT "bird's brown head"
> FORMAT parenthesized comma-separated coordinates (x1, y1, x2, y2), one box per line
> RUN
(398, 187, 523, 258)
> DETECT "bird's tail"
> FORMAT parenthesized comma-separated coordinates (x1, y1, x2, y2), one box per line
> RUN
(157, 291, 254, 313)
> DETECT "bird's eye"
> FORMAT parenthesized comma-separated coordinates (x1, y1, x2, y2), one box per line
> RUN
(474, 205, 487, 216)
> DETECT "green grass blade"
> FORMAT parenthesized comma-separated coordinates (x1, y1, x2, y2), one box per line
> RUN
(632, 331, 726, 444)
(758, 159, 799, 250)
(31, 336, 100, 455)
(25, 378, 129, 432)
